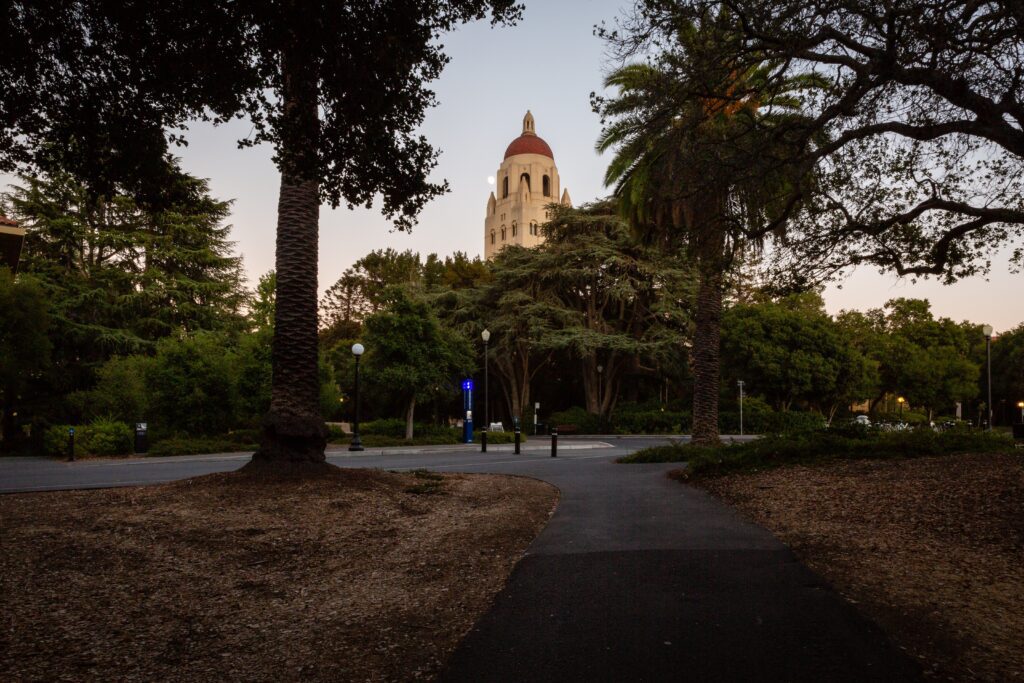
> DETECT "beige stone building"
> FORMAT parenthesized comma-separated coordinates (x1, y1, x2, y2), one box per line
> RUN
(484, 111, 571, 259)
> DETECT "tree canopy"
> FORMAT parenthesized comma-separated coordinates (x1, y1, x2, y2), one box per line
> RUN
(362, 288, 472, 439)
(619, 0, 1024, 282)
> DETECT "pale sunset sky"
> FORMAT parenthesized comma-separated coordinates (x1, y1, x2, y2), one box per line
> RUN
(5, 1, 1021, 331)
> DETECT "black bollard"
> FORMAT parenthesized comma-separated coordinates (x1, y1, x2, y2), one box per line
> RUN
(514, 428, 521, 454)
(481, 428, 488, 453)
(67, 427, 75, 462)
(551, 427, 557, 458)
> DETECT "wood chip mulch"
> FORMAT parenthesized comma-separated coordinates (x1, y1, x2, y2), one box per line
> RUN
(694, 452, 1024, 682)
(0, 467, 558, 682)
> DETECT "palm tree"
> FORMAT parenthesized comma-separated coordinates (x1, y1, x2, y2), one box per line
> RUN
(597, 11, 820, 444)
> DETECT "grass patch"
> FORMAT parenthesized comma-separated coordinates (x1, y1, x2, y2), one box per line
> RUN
(619, 428, 1016, 478)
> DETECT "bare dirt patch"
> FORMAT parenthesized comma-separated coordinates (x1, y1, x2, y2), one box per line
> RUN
(0, 467, 558, 682)
(695, 453, 1024, 681)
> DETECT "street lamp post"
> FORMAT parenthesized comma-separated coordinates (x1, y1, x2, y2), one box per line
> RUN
(737, 380, 745, 436)
(481, 329, 490, 453)
(983, 324, 993, 431)
(1017, 400, 1023, 424)
(349, 343, 365, 452)
(897, 396, 905, 423)
(596, 364, 603, 429)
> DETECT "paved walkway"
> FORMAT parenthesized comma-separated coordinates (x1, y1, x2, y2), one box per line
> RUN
(0, 438, 920, 681)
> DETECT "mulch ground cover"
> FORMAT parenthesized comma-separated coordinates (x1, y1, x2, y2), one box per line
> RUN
(0, 467, 558, 682)
(694, 452, 1024, 681)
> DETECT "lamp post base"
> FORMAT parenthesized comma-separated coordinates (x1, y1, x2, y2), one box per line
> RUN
(349, 435, 364, 452)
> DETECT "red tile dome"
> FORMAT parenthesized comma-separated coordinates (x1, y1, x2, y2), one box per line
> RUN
(504, 134, 553, 160)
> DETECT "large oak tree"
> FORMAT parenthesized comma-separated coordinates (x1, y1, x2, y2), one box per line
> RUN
(625, 0, 1024, 282)
(1, 1, 521, 469)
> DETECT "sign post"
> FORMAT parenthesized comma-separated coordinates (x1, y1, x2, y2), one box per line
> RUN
(134, 422, 148, 454)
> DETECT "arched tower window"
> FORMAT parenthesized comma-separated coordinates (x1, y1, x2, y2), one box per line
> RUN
(520, 173, 530, 191)
(512, 222, 517, 237)
(490, 230, 495, 245)
(501, 226, 506, 241)
(543, 175, 551, 197)
(502, 176, 508, 198)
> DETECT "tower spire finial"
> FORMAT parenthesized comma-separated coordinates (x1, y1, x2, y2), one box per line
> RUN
(522, 110, 535, 136)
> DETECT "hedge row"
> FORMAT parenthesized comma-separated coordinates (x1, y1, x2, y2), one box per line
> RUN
(619, 426, 1016, 477)
(547, 403, 827, 435)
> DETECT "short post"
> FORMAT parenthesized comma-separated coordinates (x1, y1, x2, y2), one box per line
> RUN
(737, 380, 745, 437)
(67, 427, 75, 462)
(514, 427, 521, 454)
(481, 428, 488, 453)
(551, 426, 558, 458)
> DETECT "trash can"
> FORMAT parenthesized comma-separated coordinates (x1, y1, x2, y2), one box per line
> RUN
(134, 422, 148, 454)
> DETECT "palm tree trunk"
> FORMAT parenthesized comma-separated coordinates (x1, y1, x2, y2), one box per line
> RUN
(691, 266, 724, 445)
(249, 39, 327, 469)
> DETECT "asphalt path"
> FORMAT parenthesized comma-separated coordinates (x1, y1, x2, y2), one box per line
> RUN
(0, 436, 920, 681)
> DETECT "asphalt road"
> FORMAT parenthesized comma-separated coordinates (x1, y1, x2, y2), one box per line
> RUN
(0, 436, 920, 681)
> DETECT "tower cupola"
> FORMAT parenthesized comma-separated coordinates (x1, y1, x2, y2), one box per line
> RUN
(485, 111, 570, 259)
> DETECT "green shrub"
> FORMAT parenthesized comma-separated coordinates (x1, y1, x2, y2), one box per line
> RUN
(718, 398, 825, 435)
(42, 420, 133, 456)
(611, 405, 685, 434)
(82, 419, 133, 456)
(359, 418, 408, 437)
(549, 407, 602, 434)
(326, 424, 347, 442)
(872, 410, 929, 424)
(76, 355, 152, 423)
(43, 424, 75, 456)
(226, 428, 261, 444)
(353, 432, 461, 447)
(759, 410, 827, 435)
(147, 332, 238, 436)
(483, 431, 526, 444)
(359, 419, 458, 440)
(617, 441, 690, 463)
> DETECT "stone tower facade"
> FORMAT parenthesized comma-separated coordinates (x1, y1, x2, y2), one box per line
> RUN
(484, 111, 571, 259)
